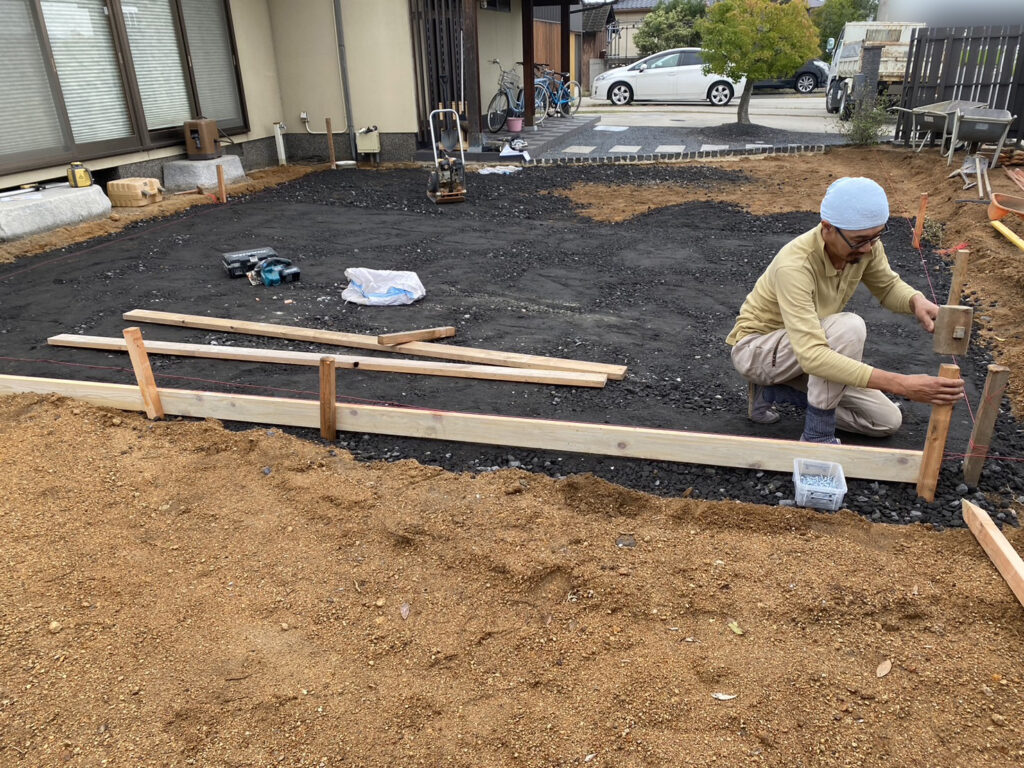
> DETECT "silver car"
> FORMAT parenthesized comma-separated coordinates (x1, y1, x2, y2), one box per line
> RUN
(592, 48, 746, 107)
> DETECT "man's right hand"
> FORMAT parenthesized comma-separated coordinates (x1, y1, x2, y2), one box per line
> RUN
(899, 373, 965, 405)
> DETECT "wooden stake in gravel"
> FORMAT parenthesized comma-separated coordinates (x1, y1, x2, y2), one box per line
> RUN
(122, 327, 164, 419)
(963, 364, 1010, 487)
(947, 248, 969, 305)
(912, 193, 928, 249)
(378, 326, 456, 345)
(216, 165, 227, 204)
(962, 499, 1024, 611)
(326, 117, 336, 168)
(319, 356, 336, 439)
(916, 363, 960, 501)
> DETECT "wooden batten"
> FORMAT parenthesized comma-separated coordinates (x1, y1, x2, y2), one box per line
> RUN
(121, 309, 628, 380)
(47, 334, 608, 388)
(962, 499, 1024, 611)
(378, 326, 456, 345)
(0, 374, 923, 483)
(122, 327, 164, 419)
(963, 365, 1010, 487)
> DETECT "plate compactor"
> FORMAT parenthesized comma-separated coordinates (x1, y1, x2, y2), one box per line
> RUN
(426, 108, 466, 204)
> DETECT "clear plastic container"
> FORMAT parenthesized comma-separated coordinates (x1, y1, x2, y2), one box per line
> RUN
(793, 458, 847, 511)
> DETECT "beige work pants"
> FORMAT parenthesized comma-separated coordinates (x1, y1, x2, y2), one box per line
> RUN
(731, 312, 902, 437)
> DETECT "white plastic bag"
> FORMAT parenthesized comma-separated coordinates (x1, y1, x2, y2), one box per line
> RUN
(342, 268, 426, 306)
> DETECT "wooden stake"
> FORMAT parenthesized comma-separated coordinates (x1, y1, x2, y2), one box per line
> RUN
(122, 327, 164, 419)
(947, 248, 969, 305)
(963, 364, 1010, 487)
(0, 374, 924, 483)
(912, 193, 928, 249)
(319, 356, 336, 439)
(377, 326, 456, 345)
(962, 499, 1024, 611)
(326, 117, 336, 168)
(216, 164, 227, 204)
(916, 363, 960, 501)
(933, 305, 973, 356)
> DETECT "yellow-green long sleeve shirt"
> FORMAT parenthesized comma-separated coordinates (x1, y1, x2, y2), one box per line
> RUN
(725, 225, 922, 388)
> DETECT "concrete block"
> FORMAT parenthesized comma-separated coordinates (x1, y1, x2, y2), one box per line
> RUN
(162, 156, 248, 192)
(0, 185, 111, 242)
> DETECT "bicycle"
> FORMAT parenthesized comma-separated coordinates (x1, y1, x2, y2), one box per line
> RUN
(534, 63, 582, 117)
(486, 59, 551, 132)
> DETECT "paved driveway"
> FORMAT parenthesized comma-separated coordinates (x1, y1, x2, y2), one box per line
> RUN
(535, 92, 864, 160)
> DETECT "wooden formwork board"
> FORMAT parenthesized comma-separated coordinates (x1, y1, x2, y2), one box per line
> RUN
(47, 335, 608, 388)
(0, 374, 923, 483)
(122, 309, 628, 380)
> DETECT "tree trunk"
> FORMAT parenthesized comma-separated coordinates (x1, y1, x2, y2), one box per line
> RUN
(736, 80, 754, 125)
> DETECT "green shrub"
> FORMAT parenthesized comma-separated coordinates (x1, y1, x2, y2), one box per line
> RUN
(837, 98, 892, 145)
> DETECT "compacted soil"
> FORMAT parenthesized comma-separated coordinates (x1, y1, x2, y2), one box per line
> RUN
(1, 147, 1023, 766)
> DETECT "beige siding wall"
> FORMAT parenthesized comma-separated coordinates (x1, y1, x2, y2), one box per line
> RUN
(267, 0, 416, 134)
(478, 1, 524, 100)
(0, 0, 417, 189)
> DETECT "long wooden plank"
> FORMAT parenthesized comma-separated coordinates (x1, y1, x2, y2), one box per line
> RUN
(378, 326, 456, 345)
(122, 309, 628, 380)
(0, 374, 923, 483)
(48, 334, 607, 388)
(962, 499, 1024, 611)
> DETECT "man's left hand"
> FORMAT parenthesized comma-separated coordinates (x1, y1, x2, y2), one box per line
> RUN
(910, 293, 939, 333)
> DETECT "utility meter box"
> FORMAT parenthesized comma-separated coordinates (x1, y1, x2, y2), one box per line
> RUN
(184, 118, 221, 160)
(356, 125, 380, 154)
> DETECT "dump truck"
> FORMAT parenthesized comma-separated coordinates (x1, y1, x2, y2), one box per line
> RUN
(824, 21, 925, 119)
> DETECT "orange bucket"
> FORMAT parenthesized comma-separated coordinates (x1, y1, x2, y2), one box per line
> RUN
(987, 192, 1024, 221)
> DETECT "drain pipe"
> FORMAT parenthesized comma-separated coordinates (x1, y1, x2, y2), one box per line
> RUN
(273, 121, 287, 165)
(333, 0, 358, 161)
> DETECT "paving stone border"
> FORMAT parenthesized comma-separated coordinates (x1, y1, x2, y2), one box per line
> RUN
(535, 143, 827, 166)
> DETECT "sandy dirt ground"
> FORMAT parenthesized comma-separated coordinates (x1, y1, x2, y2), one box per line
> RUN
(2, 147, 1024, 766)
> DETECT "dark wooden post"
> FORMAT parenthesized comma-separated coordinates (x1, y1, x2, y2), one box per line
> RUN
(461, 0, 481, 141)
(522, 0, 535, 126)
(319, 356, 337, 440)
(560, 0, 570, 80)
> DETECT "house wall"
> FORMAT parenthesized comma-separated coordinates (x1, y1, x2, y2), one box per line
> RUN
(478, 1, 525, 100)
(0, 0, 419, 190)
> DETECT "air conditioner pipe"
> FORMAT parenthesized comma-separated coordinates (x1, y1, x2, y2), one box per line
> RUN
(273, 122, 287, 165)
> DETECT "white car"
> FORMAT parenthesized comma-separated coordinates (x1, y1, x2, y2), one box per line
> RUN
(592, 48, 745, 107)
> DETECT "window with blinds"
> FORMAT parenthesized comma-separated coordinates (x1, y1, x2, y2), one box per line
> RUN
(122, 0, 192, 130)
(0, 0, 67, 157)
(182, 0, 243, 128)
(1, 0, 246, 176)
(41, 0, 135, 143)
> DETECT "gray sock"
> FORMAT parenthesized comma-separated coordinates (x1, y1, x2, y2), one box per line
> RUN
(801, 405, 840, 444)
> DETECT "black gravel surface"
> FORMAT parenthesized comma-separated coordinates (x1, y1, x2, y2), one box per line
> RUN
(2, 163, 1020, 529)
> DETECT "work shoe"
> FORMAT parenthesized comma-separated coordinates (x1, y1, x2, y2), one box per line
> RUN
(747, 382, 780, 424)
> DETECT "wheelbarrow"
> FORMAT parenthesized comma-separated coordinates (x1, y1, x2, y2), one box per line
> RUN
(987, 193, 1024, 221)
(987, 193, 1024, 253)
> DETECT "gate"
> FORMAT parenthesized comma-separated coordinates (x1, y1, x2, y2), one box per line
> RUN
(409, 0, 469, 143)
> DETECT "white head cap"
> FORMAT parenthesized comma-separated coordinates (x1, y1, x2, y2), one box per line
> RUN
(820, 177, 890, 230)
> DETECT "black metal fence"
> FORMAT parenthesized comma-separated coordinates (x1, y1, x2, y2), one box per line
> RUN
(897, 25, 1024, 147)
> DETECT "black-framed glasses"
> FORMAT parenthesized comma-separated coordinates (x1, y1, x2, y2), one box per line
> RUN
(835, 224, 889, 250)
